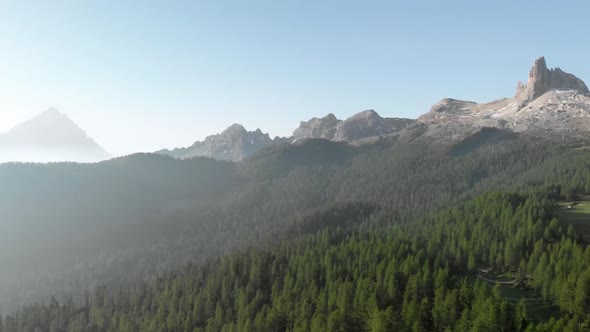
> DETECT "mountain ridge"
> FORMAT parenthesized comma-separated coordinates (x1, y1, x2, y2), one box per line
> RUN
(164, 56, 589, 161)
(156, 124, 286, 162)
(159, 110, 416, 161)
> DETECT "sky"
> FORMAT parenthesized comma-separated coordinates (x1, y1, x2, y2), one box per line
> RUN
(0, 0, 589, 156)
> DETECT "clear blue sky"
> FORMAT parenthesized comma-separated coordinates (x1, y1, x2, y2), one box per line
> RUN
(0, 0, 588, 155)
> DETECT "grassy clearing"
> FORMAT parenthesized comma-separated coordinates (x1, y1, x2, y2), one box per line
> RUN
(497, 286, 558, 323)
(473, 271, 558, 323)
(554, 198, 590, 243)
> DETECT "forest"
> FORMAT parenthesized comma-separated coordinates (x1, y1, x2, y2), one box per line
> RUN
(1, 129, 590, 331)
(3, 191, 590, 331)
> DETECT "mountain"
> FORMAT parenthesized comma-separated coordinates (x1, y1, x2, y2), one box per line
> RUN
(293, 110, 415, 142)
(515, 56, 589, 108)
(292, 113, 341, 141)
(417, 56, 590, 136)
(157, 124, 285, 162)
(0, 108, 109, 163)
(159, 56, 588, 163)
(334, 109, 415, 141)
(160, 110, 414, 162)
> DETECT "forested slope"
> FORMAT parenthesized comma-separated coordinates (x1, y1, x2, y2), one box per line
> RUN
(5, 191, 589, 331)
(1, 130, 590, 313)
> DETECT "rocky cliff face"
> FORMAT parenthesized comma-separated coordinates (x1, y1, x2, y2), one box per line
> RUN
(157, 124, 281, 162)
(333, 110, 414, 141)
(293, 110, 415, 142)
(417, 56, 590, 137)
(425, 99, 479, 117)
(292, 113, 341, 141)
(515, 56, 589, 109)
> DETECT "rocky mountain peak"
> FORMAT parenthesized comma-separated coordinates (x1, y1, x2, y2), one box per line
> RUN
(222, 123, 247, 136)
(428, 99, 477, 115)
(157, 124, 278, 162)
(292, 113, 342, 141)
(293, 110, 415, 143)
(515, 56, 589, 108)
(350, 109, 381, 120)
(325, 113, 338, 121)
(418, 56, 590, 137)
(336, 110, 416, 141)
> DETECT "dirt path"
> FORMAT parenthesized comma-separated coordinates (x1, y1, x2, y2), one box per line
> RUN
(477, 273, 516, 285)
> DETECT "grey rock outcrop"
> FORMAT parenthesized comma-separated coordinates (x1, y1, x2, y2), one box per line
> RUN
(426, 99, 478, 116)
(515, 56, 589, 109)
(417, 56, 590, 137)
(292, 113, 341, 141)
(157, 124, 280, 162)
(334, 110, 414, 141)
(293, 110, 415, 143)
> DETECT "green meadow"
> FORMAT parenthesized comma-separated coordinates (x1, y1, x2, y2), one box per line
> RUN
(554, 197, 590, 243)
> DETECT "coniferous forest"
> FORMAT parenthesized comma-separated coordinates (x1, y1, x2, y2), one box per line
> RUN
(5, 1, 590, 330)
(2, 131, 590, 331)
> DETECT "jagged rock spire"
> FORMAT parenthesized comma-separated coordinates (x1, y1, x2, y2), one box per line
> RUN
(515, 56, 589, 108)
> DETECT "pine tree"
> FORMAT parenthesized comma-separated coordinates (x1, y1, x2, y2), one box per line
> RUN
(514, 298, 528, 331)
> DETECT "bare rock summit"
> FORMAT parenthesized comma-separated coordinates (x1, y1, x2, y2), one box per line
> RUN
(293, 110, 415, 143)
(334, 110, 414, 141)
(293, 113, 341, 141)
(157, 124, 282, 162)
(418, 56, 590, 136)
(515, 56, 589, 109)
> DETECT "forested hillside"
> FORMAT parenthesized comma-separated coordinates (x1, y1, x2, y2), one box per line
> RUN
(1, 130, 590, 314)
(4, 1, 590, 330)
(4, 191, 590, 331)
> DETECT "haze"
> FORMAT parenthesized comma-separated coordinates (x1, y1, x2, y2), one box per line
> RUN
(1, 1, 589, 157)
(2, 1, 590, 330)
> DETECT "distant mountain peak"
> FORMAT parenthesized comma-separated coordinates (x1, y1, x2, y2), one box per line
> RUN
(292, 113, 342, 141)
(350, 109, 381, 120)
(334, 110, 414, 141)
(293, 110, 415, 142)
(7, 108, 85, 138)
(223, 123, 247, 134)
(157, 123, 281, 162)
(0, 108, 109, 163)
(41, 106, 63, 114)
(43, 106, 62, 115)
